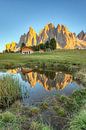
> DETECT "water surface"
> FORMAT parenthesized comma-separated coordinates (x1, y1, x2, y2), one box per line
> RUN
(0, 68, 83, 106)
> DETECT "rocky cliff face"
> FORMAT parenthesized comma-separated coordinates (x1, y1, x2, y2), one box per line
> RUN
(26, 27, 38, 46)
(6, 42, 17, 52)
(19, 33, 27, 47)
(77, 31, 86, 41)
(18, 23, 86, 49)
(55, 24, 77, 49)
(38, 23, 55, 43)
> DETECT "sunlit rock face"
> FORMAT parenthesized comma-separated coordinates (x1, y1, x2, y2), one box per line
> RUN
(56, 24, 77, 48)
(18, 23, 86, 49)
(38, 23, 55, 43)
(6, 42, 17, 52)
(26, 71, 73, 91)
(6, 43, 11, 52)
(26, 27, 38, 46)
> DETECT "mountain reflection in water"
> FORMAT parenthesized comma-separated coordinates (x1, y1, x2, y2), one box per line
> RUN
(26, 72, 73, 91)
(6, 68, 82, 106)
(7, 69, 73, 91)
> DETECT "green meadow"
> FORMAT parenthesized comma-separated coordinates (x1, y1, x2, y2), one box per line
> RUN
(0, 50, 86, 70)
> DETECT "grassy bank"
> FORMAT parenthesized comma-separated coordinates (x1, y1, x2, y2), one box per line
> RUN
(0, 76, 21, 108)
(0, 88, 86, 130)
(0, 50, 86, 71)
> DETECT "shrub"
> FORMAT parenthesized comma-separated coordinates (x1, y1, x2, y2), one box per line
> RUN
(40, 102, 48, 110)
(0, 111, 21, 130)
(1, 111, 16, 123)
(53, 106, 66, 117)
(64, 98, 79, 112)
(72, 89, 86, 105)
(30, 107, 40, 116)
(69, 109, 86, 130)
(60, 89, 86, 113)
(30, 121, 53, 130)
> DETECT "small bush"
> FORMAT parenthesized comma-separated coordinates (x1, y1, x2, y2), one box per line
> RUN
(29, 107, 40, 116)
(40, 102, 48, 110)
(69, 109, 86, 130)
(72, 89, 86, 105)
(30, 121, 52, 130)
(1, 111, 16, 123)
(53, 106, 66, 117)
(0, 111, 21, 130)
(60, 95, 79, 112)
(64, 98, 79, 112)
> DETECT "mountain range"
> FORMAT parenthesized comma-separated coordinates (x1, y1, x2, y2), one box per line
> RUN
(18, 23, 86, 49)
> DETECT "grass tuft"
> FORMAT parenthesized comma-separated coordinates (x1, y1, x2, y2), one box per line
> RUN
(0, 75, 21, 108)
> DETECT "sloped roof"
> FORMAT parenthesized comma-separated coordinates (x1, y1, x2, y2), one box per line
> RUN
(21, 46, 33, 52)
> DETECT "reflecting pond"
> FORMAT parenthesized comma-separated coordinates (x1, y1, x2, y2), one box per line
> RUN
(0, 68, 83, 106)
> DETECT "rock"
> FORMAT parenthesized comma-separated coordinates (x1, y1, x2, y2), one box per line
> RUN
(77, 31, 86, 41)
(18, 23, 86, 49)
(6, 41, 17, 52)
(38, 23, 55, 43)
(26, 27, 38, 46)
(18, 33, 27, 47)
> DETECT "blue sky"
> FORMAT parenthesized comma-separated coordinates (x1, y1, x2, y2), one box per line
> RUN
(0, 0, 86, 51)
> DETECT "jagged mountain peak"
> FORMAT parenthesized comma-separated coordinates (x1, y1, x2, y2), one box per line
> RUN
(38, 23, 55, 43)
(39, 23, 55, 34)
(18, 23, 86, 49)
(29, 27, 36, 34)
(45, 23, 55, 29)
(77, 30, 86, 41)
(25, 26, 38, 46)
(57, 24, 69, 33)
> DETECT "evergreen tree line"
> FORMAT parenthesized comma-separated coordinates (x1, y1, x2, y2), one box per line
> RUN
(21, 38, 57, 51)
